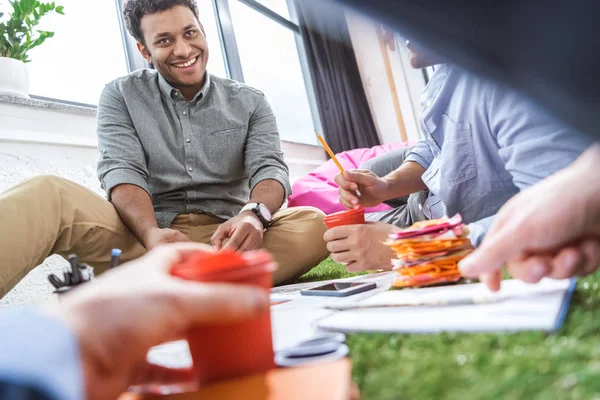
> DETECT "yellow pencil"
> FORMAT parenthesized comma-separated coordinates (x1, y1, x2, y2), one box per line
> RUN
(317, 133, 362, 198)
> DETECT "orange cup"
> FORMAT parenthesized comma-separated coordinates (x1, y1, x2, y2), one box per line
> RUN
(170, 250, 277, 385)
(324, 206, 366, 229)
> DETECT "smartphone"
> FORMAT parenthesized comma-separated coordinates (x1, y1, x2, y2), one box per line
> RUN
(300, 281, 377, 297)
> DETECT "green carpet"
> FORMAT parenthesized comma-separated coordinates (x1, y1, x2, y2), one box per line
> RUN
(299, 258, 600, 400)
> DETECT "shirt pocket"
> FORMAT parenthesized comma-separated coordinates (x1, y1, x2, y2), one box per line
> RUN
(197, 126, 247, 180)
(439, 114, 477, 185)
(209, 125, 245, 136)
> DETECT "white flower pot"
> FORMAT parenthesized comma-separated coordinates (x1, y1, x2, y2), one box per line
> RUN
(0, 57, 30, 98)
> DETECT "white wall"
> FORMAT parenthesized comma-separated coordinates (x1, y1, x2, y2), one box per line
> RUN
(345, 11, 425, 144)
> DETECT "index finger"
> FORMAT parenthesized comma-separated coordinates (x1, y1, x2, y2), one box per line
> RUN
(222, 226, 248, 252)
(323, 226, 352, 242)
(334, 173, 358, 192)
(458, 223, 522, 277)
(142, 243, 215, 272)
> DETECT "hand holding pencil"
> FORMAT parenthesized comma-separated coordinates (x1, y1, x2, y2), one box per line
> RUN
(317, 134, 388, 209)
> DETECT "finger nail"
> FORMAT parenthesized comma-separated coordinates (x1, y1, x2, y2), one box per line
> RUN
(529, 262, 547, 282)
(458, 257, 476, 274)
(247, 290, 269, 312)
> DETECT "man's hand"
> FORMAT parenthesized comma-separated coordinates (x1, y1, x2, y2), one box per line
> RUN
(323, 222, 398, 271)
(143, 227, 191, 250)
(335, 170, 388, 209)
(459, 144, 600, 291)
(49, 243, 269, 400)
(211, 212, 264, 252)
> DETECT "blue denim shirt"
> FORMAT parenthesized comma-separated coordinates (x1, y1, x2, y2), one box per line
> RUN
(0, 310, 82, 400)
(406, 65, 592, 246)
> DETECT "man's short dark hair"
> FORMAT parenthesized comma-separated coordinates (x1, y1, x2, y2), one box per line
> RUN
(123, 0, 200, 44)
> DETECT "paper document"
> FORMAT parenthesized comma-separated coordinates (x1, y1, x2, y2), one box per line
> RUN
(317, 278, 575, 333)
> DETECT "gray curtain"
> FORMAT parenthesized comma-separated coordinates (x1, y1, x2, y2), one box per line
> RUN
(295, 0, 380, 154)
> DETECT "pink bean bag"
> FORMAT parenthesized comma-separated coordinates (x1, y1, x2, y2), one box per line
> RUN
(288, 142, 412, 214)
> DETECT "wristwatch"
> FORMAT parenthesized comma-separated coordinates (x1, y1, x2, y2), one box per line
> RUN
(240, 203, 272, 230)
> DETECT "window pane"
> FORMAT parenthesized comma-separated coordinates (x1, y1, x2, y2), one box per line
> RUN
(25, 0, 128, 105)
(230, 1, 317, 145)
(196, 0, 228, 78)
(251, 0, 291, 20)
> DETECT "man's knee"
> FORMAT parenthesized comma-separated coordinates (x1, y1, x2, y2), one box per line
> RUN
(360, 146, 415, 177)
(19, 175, 71, 195)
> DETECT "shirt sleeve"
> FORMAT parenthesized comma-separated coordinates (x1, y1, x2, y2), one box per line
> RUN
(405, 139, 434, 169)
(244, 93, 291, 198)
(96, 82, 151, 200)
(468, 215, 495, 247)
(489, 85, 593, 190)
(467, 84, 594, 246)
(0, 309, 83, 400)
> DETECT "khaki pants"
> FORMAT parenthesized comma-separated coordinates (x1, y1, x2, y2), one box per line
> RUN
(0, 176, 330, 298)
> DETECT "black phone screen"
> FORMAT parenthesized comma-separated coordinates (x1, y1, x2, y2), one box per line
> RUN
(308, 282, 367, 291)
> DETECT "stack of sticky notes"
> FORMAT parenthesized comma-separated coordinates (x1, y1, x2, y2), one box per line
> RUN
(385, 214, 473, 288)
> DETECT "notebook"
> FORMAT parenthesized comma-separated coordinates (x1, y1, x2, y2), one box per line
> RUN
(318, 278, 576, 333)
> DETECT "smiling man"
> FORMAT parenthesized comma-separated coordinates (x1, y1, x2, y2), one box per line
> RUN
(0, 0, 329, 297)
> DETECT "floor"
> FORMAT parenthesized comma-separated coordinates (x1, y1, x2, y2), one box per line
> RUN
(0, 151, 104, 308)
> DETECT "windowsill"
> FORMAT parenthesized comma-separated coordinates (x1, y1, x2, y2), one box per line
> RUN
(0, 96, 326, 149)
(0, 95, 97, 116)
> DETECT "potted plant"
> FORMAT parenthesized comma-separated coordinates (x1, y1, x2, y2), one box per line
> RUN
(0, 0, 63, 98)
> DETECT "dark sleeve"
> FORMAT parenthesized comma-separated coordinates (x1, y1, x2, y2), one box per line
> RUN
(0, 384, 55, 400)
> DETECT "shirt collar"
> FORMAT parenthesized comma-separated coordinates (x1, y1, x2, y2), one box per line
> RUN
(158, 72, 211, 103)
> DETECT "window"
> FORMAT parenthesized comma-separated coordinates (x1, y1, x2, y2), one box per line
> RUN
(196, 0, 228, 78)
(229, 1, 317, 145)
(13, 0, 321, 145)
(27, 0, 128, 105)
(251, 0, 291, 20)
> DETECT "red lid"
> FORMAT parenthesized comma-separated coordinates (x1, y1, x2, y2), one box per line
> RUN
(171, 250, 276, 281)
(324, 206, 365, 222)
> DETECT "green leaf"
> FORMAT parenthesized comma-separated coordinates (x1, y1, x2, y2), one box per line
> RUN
(0, 0, 64, 61)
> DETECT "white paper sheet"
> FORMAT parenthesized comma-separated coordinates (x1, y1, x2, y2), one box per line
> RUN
(317, 278, 575, 334)
(270, 272, 396, 351)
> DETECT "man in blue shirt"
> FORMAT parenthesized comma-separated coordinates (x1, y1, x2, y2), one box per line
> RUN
(324, 41, 592, 272)
(0, 243, 269, 400)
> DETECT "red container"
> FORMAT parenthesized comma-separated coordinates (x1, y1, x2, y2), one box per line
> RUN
(324, 206, 366, 229)
(170, 250, 277, 385)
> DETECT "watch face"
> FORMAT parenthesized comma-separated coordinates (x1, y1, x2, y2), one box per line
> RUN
(258, 204, 272, 221)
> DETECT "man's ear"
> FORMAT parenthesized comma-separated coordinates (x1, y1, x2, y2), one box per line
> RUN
(136, 41, 152, 63)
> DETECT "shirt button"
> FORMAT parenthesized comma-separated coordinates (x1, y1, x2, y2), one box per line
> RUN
(185, 138, 191, 143)
(426, 99, 432, 107)
(182, 111, 188, 116)
(188, 167, 193, 172)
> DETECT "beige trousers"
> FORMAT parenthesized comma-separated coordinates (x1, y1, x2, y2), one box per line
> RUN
(0, 176, 330, 298)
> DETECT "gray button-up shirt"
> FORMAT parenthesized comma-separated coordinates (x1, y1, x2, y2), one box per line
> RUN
(96, 70, 291, 228)
(406, 64, 592, 246)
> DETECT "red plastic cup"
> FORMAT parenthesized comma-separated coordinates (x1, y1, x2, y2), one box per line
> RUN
(324, 206, 366, 229)
(170, 250, 277, 385)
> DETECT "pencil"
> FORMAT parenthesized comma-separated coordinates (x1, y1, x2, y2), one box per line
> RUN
(316, 134, 362, 197)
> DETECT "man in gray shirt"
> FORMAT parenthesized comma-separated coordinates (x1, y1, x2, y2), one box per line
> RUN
(0, 0, 328, 298)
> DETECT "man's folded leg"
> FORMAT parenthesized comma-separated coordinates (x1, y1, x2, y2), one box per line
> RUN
(264, 207, 329, 285)
(0, 175, 146, 298)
